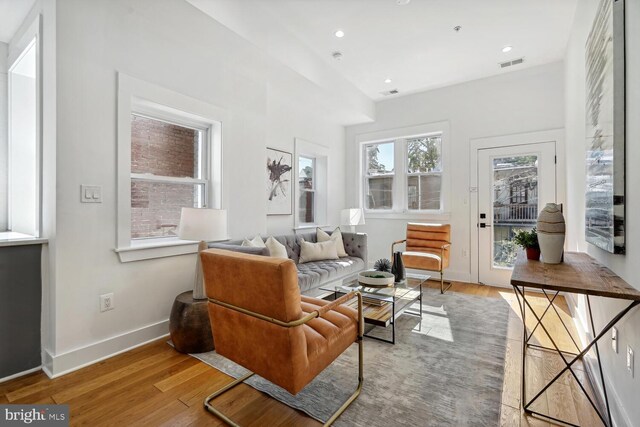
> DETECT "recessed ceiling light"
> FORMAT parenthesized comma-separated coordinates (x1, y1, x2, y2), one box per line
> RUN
(334, 30, 345, 38)
(384, 78, 392, 84)
(502, 46, 513, 53)
(396, 0, 411, 5)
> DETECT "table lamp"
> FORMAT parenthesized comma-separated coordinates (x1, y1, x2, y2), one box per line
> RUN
(340, 208, 365, 233)
(178, 207, 228, 300)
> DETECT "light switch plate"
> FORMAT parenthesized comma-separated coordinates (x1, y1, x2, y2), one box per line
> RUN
(612, 327, 618, 353)
(627, 346, 634, 378)
(81, 185, 102, 203)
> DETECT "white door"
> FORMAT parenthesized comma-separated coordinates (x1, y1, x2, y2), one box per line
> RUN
(477, 142, 556, 286)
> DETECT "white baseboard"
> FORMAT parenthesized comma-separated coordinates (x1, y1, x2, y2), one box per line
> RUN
(0, 366, 43, 384)
(565, 294, 631, 427)
(43, 319, 170, 378)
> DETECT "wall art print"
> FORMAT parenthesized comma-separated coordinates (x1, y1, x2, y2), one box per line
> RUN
(585, 0, 625, 254)
(266, 148, 293, 215)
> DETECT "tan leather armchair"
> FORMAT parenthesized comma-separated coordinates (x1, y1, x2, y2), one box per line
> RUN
(200, 248, 364, 426)
(392, 223, 452, 294)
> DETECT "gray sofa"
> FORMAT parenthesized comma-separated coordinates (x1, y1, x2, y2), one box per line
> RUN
(209, 231, 367, 295)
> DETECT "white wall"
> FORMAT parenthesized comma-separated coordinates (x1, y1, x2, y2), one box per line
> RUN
(345, 62, 565, 280)
(0, 41, 7, 231)
(48, 0, 366, 374)
(565, 0, 640, 425)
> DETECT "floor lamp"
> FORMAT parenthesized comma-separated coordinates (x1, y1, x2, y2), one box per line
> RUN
(170, 208, 228, 353)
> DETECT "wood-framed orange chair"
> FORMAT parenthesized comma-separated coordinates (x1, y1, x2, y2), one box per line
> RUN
(392, 223, 452, 294)
(200, 248, 364, 427)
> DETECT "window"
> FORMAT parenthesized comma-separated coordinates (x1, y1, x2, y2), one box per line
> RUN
(294, 138, 328, 229)
(130, 114, 209, 239)
(116, 73, 224, 262)
(298, 156, 315, 224)
(406, 136, 442, 210)
(360, 123, 449, 215)
(364, 142, 394, 210)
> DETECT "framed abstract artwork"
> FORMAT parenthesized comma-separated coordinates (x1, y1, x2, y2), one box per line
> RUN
(585, 0, 625, 254)
(266, 148, 293, 215)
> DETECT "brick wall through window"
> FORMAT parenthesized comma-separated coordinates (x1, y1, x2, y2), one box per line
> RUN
(130, 115, 199, 239)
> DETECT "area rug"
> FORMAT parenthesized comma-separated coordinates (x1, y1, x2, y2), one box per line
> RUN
(192, 288, 510, 426)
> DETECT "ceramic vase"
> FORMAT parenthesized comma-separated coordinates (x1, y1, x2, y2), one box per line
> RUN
(392, 252, 406, 283)
(536, 203, 565, 264)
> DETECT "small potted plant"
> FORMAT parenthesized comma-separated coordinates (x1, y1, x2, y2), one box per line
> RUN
(513, 228, 540, 260)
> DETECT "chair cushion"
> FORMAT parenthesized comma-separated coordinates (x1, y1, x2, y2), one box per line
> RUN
(402, 251, 443, 271)
(298, 295, 358, 391)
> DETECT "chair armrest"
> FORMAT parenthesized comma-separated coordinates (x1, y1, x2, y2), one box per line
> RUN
(314, 291, 357, 317)
(391, 239, 406, 258)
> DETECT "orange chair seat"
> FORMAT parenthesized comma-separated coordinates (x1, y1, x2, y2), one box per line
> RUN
(300, 296, 357, 367)
(402, 251, 444, 271)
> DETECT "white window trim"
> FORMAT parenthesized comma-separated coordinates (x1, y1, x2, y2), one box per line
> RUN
(294, 138, 328, 229)
(115, 73, 225, 262)
(7, 15, 43, 238)
(357, 121, 451, 218)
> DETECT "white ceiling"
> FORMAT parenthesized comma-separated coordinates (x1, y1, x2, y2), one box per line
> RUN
(192, 0, 578, 101)
(264, 0, 578, 100)
(0, 0, 36, 44)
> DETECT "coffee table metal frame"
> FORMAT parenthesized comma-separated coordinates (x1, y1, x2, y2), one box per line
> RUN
(322, 273, 428, 344)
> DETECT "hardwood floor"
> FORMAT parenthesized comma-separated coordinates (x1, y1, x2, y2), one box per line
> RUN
(0, 282, 602, 426)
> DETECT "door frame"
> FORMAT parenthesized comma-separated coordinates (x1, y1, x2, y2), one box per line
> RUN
(469, 129, 566, 285)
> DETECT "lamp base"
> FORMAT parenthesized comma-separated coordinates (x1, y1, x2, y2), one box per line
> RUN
(169, 291, 214, 353)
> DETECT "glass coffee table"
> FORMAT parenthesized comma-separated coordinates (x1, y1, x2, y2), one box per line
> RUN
(320, 273, 429, 344)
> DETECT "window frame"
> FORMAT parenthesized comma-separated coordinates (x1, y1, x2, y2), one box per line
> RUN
(294, 138, 328, 230)
(357, 121, 450, 218)
(405, 134, 443, 212)
(129, 113, 210, 241)
(116, 73, 225, 262)
(362, 140, 395, 212)
(297, 155, 316, 226)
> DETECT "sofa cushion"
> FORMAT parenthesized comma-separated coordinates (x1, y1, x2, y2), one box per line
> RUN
(317, 227, 348, 257)
(296, 257, 365, 293)
(299, 240, 339, 264)
(207, 243, 269, 256)
(265, 236, 288, 259)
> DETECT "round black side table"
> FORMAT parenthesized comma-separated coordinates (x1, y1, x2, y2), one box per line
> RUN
(169, 291, 214, 353)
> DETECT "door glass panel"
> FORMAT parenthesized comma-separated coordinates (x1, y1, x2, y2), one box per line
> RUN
(492, 155, 538, 268)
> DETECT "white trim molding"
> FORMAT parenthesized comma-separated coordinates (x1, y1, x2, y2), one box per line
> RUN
(116, 73, 226, 262)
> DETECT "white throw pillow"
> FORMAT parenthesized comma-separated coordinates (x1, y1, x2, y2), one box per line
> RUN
(298, 240, 339, 264)
(265, 236, 289, 259)
(241, 235, 266, 248)
(317, 227, 348, 257)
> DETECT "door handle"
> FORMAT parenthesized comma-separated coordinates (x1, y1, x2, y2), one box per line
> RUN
(479, 223, 491, 228)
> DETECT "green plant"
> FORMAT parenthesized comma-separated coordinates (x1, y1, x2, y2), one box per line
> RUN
(512, 228, 539, 250)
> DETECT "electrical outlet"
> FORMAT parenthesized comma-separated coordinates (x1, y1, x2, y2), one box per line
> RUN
(612, 327, 618, 353)
(627, 346, 634, 378)
(100, 293, 114, 312)
(462, 248, 468, 257)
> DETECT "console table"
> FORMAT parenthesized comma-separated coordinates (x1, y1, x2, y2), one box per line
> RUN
(511, 251, 640, 427)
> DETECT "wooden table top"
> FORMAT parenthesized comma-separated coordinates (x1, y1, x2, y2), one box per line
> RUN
(511, 251, 640, 301)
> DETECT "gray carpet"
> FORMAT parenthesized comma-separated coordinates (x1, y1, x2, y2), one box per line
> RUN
(193, 288, 510, 426)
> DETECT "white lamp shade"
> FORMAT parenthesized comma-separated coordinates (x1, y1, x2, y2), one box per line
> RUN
(177, 208, 228, 241)
(340, 208, 365, 226)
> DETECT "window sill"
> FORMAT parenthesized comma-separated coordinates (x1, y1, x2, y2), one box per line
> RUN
(0, 232, 48, 247)
(293, 224, 329, 231)
(115, 238, 199, 263)
(364, 211, 452, 221)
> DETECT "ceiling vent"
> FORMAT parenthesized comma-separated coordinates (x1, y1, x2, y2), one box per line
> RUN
(380, 89, 399, 96)
(499, 57, 525, 68)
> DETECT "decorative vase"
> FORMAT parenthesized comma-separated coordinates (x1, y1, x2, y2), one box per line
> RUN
(536, 203, 565, 264)
(392, 252, 406, 283)
(526, 247, 541, 261)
